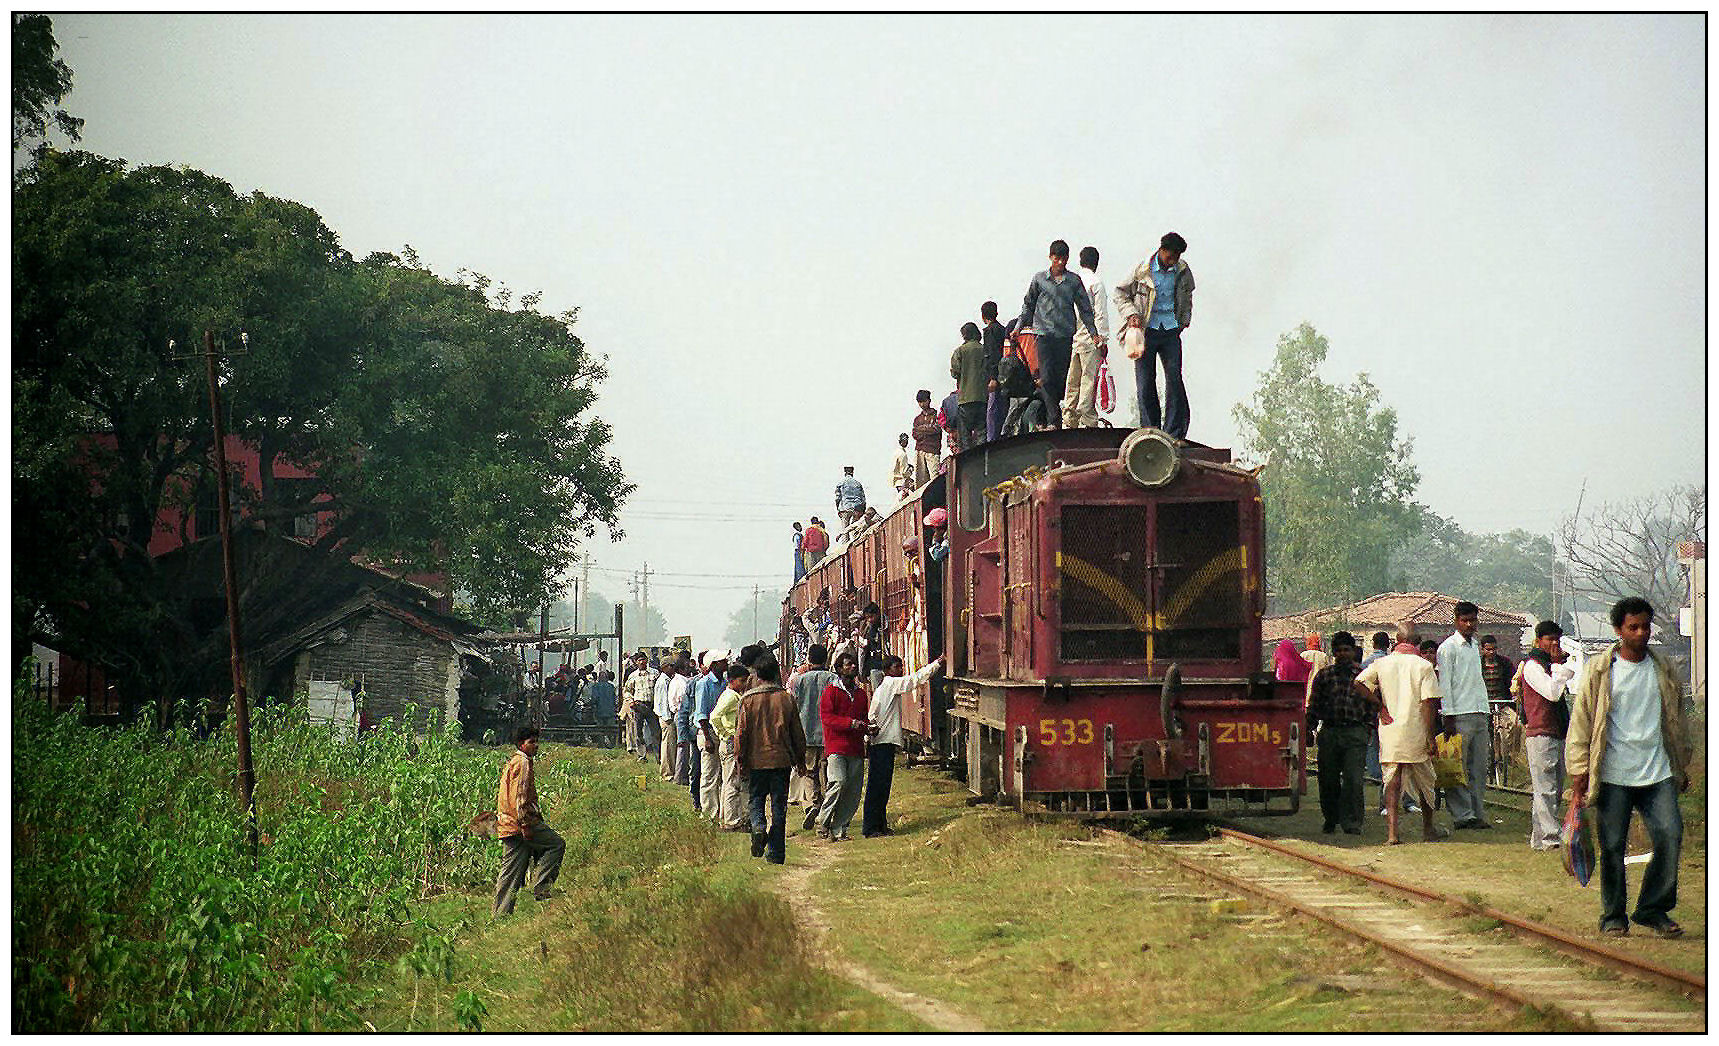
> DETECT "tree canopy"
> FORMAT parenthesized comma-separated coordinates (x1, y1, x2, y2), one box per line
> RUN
(1390, 514, 1555, 621)
(12, 14, 82, 155)
(1233, 323, 1425, 614)
(722, 588, 787, 649)
(13, 150, 630, 702)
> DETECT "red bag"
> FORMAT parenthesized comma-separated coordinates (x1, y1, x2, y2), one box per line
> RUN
(1096, 358, 1115, 415)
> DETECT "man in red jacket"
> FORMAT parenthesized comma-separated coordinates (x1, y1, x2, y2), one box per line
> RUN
(813, 651, 873, 841)
(801, 517, 830, 570)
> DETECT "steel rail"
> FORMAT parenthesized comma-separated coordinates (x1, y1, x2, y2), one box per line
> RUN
(1216, 827, 1705, 999)
(1109, 830, 1554, 1015)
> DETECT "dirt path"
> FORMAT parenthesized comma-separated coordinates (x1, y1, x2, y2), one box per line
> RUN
(773, 839, 985, 1033)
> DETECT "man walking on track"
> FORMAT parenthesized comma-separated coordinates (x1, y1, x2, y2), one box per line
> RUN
(1566, 597, 1692, 938)
(493, 725, 566, 917)
(734, 652, 806, 864)
(1020, 239, 1103, 429)
(1113, 232, 1194, 439)
(1355, 622, 1446, 845)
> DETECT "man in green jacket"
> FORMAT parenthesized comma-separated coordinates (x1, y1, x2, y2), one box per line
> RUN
(949, 322, 986, 451)
(1566, 597, 1693, 938)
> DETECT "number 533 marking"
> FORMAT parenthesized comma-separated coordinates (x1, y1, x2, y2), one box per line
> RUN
(1037, 718, 1095, 746)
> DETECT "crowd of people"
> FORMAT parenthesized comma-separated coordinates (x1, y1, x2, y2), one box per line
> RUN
(787, 233, 1197, 580)
(1291, 597, 1692, 938)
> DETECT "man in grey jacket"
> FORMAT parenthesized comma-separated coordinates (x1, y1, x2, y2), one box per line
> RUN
(1114, 232, 1195, 439)
(1020, 239, 1104, 429)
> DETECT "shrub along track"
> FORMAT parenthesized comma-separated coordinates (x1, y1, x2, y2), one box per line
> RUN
(1116, 825, 1704, 1033)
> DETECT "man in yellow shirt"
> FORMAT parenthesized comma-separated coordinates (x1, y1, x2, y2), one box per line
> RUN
(493, 725, 567, 917)
(711, 661, 750, 831)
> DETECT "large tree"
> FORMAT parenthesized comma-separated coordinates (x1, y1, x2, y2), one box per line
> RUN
(1233, 323, 1425, 614)
(13, 151, 630, 701)
(12, 13, 82, 156)
(1557, 485, 1705, 640)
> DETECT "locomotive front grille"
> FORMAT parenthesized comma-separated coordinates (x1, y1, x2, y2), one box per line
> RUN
(1059, 505, 1151, 661)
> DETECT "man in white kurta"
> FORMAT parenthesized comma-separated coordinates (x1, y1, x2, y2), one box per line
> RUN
(1355, 627, 1448, 844)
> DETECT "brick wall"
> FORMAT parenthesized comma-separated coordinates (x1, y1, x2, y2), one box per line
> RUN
(293, 610, 459, 727)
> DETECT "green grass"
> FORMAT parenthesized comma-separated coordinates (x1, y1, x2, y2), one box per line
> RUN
(803, 764, 1561, 1032)
(361, 744, 928, 1032)
(12, 695, 922, 1032)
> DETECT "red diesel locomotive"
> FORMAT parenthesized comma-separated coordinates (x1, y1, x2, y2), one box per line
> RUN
(781, 426, 1305, 817)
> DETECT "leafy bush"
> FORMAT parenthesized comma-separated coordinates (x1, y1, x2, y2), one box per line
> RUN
(12, 692, 517, 1031)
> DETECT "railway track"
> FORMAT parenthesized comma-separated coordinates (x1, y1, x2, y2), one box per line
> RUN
(1112, 826, 1704, 1032)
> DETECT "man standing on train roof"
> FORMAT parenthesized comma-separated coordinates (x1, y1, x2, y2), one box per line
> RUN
(938, 387, 962, 451)
(980, 301, 1008, 442)
(951, 322, 987, 451)
(1437, 601, 1493, 830)
(1062, 245, 1110, 429)
(792, 521, 806, 582)
(802, 517, 829, 570)
(1114, 232, 1195, 440)
(1020, 239, 1104, 429)
(891, 433, 914, 500)
(1566, 597, 1692, 938)
(1354, 621, 1446, 845)
(834, 467, 865, 531)
(911, 390, 942, 486)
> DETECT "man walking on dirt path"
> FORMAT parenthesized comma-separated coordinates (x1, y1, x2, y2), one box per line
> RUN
(1520, 620, 1575, 851)
(1019, 239, 1103, 429)
(816, 651, 871, 841)
(1113, 232, 1194, 439)
(791, 644, 837, 826)
(1437, 602, 1492, 830)
(1305, 632, 1377, 835)
(735, 652, 807, 864)
(493, 725, 566, 917)
(1567, 597, 1692, 938)
(863, 654, 943, 837)
(1355, 622, 1447, 845)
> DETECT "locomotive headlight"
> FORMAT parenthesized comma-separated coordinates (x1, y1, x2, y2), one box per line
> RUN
(1119, 429, 1180, 488)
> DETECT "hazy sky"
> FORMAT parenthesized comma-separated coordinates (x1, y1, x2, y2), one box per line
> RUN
(50, 13, 1706, 644)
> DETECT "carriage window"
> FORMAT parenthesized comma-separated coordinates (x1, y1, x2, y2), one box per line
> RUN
(1153, 501, 1245, 660)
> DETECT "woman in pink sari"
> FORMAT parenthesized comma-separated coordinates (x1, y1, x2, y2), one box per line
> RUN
(1273, 639, 1311, 684)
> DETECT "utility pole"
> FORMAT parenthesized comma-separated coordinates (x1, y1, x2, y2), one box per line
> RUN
(752, 583, 760, 642)
(536, 603, 549, 728)
(186, 330, 259, 855)
(582, 556, 592, 644)
(641, 562, 652, 610)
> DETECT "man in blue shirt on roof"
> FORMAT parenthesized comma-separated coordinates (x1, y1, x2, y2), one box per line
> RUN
(1020, 239, 1104, 430)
